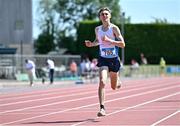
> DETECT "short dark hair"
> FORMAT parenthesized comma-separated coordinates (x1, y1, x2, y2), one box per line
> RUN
(98, 7, 111, 17)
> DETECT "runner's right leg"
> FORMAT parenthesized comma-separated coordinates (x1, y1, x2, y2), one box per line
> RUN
(97, 66, 108, 117)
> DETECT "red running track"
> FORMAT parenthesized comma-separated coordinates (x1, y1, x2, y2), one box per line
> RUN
(0, 77, 180, 126)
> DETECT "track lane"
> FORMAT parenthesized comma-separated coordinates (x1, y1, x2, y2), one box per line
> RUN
(0, 77, 179, 125)
(1, 79, 177, 114)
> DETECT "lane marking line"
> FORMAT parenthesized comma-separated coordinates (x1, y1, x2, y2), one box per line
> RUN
(72, 92, 180, 126)
(0, 82, 178, 114)
(0, 80, 171, 106)
(150, 110, 180, 126)
(1, 78, 172, 100)
(1, 85, 179, 125)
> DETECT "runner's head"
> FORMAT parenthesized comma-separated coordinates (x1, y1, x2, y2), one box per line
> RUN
(98, 7, 111, 17)
(98, 7, 111, 22)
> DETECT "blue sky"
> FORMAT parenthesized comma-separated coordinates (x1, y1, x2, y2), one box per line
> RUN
(33, 0, 180, 38)
(120, 0, 180, 23)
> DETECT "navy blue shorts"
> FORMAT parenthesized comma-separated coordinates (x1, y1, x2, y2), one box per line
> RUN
(97, 56, 121, 72)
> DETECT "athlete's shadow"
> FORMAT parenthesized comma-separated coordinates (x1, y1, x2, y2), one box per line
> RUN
(23, 118, 99, 124)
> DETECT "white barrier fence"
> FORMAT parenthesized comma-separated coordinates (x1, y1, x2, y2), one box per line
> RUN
(0, 54, 81, 79)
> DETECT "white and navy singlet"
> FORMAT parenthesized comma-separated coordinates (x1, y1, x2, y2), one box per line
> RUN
(97, 24, 119, 58)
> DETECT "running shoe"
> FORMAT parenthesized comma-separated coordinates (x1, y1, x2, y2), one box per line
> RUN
(97, 108, 106, 117)
(30, 82, 34, 87)
(116, 81, 122, 89)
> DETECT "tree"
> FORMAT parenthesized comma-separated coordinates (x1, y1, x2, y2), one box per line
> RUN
(54, 0, 122, 35)
(34, 31, 55, 54)
(152, 17, 169, 24)
(35, 0, 122, 54)
(34, 0, 57, 54)
(54, 0, 122, 52)
(54, 0, 98, 37)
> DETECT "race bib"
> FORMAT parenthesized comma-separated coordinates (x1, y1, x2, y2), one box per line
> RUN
(101, 48, 116, 58)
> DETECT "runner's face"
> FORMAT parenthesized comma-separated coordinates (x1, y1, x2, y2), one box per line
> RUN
(99, 10, 111, 22)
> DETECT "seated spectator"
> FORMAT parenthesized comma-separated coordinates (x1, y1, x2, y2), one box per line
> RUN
(90, 58, 98, 72)
(129, 59, 139, 76)
(90, 58, 99, 78)
(70, 60, 78, 77)
(85, 58, 91, 73)
(80, 59, 86, 76)
(130, 59, 139, 70)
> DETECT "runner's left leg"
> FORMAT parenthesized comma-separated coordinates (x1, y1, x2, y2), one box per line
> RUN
(110, 71, 121, 90)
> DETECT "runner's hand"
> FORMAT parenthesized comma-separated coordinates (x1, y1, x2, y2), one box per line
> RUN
(102, 35, 111, 43)
(85, 40, 92, 47)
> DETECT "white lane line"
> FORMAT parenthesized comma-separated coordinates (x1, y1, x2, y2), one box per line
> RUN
(0, 81, 142, 105)
(0, 80, 175, 107)
(0, 90, 97, 107)
(150, 110, 180, 126)
(71, 92, 180, 126)
(0, 85, 96, 101)
(0, 81, 177, 114)
(128, 108, 179, 111)
(1, 84, 179, 125)
(1, 78, 169, 101)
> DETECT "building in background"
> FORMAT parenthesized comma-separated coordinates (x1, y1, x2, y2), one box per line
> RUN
(0, 0, 33, 54)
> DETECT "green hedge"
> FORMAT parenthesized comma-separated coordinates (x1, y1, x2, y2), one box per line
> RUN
(76, 21, 180, 64)
(76, 20, 100, 59)
(124, 24, 180, 64)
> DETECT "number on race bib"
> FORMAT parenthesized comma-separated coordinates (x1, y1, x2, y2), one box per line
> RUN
(101, 48, 115, 57)
(104, 50, 113, 56)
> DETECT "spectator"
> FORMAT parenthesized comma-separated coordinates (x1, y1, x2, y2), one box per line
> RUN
(25, 59, 36, 86)
(90, 58, 99, 78)
(85, 58, 91, 73)
(129, 59, 139, 76)
(80, 59, 86, 76)
(90, 58, 98, 72)
(131, 59, 139, 69)
(46, 59, 55, 84)
(160, 57, 166, 76)
(70, 60, 78, 77)
(140, 53, 148, 65)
